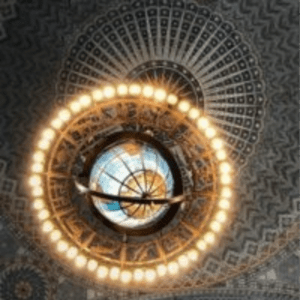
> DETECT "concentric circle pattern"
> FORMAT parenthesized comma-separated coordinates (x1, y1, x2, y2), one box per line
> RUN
(29, 84, 234, 287)
(57, 0, 265, 166)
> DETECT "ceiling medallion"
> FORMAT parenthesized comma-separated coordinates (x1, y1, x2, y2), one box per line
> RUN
(29, 84, 234, 286)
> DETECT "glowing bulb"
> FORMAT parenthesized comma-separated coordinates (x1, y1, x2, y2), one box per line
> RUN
(220, 162, 232, 173)
(42, 128, 55, 140)
(133, 269, 144, 282)
(57, 240, 68, 252)
(204, 232, 215, 244)
(216, 150, 227, 160)
(188, 108, 201, 119)
(33, 199, 44, 210)
(210, 221, 222, 232)
(92, 89, 103, 101)
(38, 209, 49, 220)
(79, 95, 91, 107)
(129, 84, 141, 95)
(197, 117, 209, 129)
(70, 101, 81, 113)
(216, 211, 227, 223)
(221, 174, 232, 185)
(167, 94, 178, 105)
(142, 85, 154, 98)
(33, 151, 44, 163)
(178, 255, 189, 268)
(121, 271, 132, 283)
(38, 139, 50, 150)
(110, 267, 120, 280)
(58, 109, 71, 121)
(32, 163, 43, 173)
(168, 262, 179, 275)
(211, 138, 223, 150)
(157, 264, 167, 277)
(42, 221, 54, 233)
(51, 118, 63, 129)
(87, 260, 98, 272)
(145, 269, 156, 282)
(188, 249, 199, 261)
(103, 86, 115, 98)
(205, 127, 216, 139)
(178, 100, 191, 113)
(97, 266, 108, 279)
(75, 255, 87, 268)
(66, 247, 78, 259)
(221, 187, 232, 198)
(32, 186, 43, 197)
(154, 88, 167, 102)
(219, 199, 230, 209)
(50, 230, 61, 242)
(117, 84, 128, 96)
(197, 240, 207, 251)
(29, 175, 42, 187)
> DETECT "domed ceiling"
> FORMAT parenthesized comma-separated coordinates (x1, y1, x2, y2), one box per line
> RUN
(0, 0, 298, 299)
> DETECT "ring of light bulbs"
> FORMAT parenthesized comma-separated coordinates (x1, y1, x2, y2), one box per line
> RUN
(29, 83, 234, 285)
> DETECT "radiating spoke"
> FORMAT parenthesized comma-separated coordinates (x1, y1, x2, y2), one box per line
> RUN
(147, 150, 159, 193)
(149, 169, 171, 196)
(141, 145, 148, 192)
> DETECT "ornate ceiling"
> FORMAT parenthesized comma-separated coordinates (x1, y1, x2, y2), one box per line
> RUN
(0, 0, 299, 299)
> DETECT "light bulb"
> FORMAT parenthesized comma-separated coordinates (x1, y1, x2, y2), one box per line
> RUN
(57, 240, 68, 252)
(210, 221, 222, 232)
(178, 100, 191, 113)
(79, 95, 91, 107)
(110, 267, 120, 280)
(211, 138, 223, 150)
(220, 162, 232, 173)
(38, 209, 49, 220)
(87, 260, 98, 272)
(70, 101, 81, 113)
(216, 211, 227, 223)
(33, 199, 44, 210)
(92, 89, 103, 101)
(117, 84, 128, 96)
(205, 127, 216, 139)
(29, 175, 42, 187)
(42, 221, 54, 233)
(51, 118, 63, 129)
(38, 139, 50, 150)
(188, 249, 199, 261)
(42, 128, 55, 140)
(219, 199, 230, 209)
(33, 151, 44, 163)
(157, 264, 167, 277)
(145, 269, 156, 282)
(197, 117, 209, 129)
(197, 240, 207, 251)
(32, 163, 43, 173)
(178, 255, 189, 268)
(103, 86, 115, 98)
(204, 232, 215, 244)
(188, 108, 201, 119)
(66, 247, 78, 259)
(129, 84, 141, 95)
(154, 88, 167, 102)
(221, 187, 232, 198)
(75, 255, 87, 268)
(216, 150, 227, 160)
(133, 269, 144, 282)
(121, 271, 132, 283)
(168, 262, 179, 275)
(142, 85, 154, 98)
(221, 174, 232, 185)
(58, 109, 71, 121)
(32, 186, 43, 197)
(97, 266, 108, 279)
(50, 230, 61, 242)
(167, 94, 178, 105)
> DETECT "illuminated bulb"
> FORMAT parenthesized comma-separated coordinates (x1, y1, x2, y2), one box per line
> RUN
(57, 240, 68, 252)
(33, 199, 44, 210)
(29, 175, 42, 187)
(32, 163, 43, 173)
(157, 264, 167, 277)
(197, 240, 207, 251)
(219, 199, 230, 209)
(197, 117, 209, 129)
(75, 255, 87, 268)
(70, 101, 81, 113)
(188, 108, 201, 119)
(58, 109, 71, 121)
(66, 247, 78, 259)
(103, 86, 115, 98)
(216, 211, 227, 223)
(134, 269, 144, 282)
(42, 128, 55, 140)
(92, 89, 103, 101)
(38, 209, 49, 220)
(216, 149, 227, 160)
(121, 271, 132, 283)
(205, 127, 216, 139)
(33, 151, 44, 163)
(32, 186, 43, 197)
(178, 100, 191, 112)
(154, 88, 167, 102)
(110, 267, 120, 280)
(129, 84, 141, 95)
(211, 138, 223, 150)
(50, 230, 61, 242)
(51, 118, 63, 129)
(117, 84, 128, 96)
(79, 95, 91, 107)
(188, 249, 199, 261)
(142, 85, 154, 98)
(221, 174, 232, 185)
(178, 255, 189, 268)
(167, 94, 178, 105)
(204, 232, 215, 244)
(97, 266, 108, 279)
(210, 221, 222, 232)
(220, 162, 232, 173)
(168, 262, 179, 275)
(221, 187, 232, 198)
(42, 221, 54, 233)
(145, 269, 156, 282)
(38, 139, 50, 150)
(87, 260, 98, 272)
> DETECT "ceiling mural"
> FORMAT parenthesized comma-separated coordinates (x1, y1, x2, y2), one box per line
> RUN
(0, 0, 298, 299)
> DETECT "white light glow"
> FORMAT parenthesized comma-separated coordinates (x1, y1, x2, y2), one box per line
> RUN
(204, 232, 215, 244)
(188, 108, 201, 119)
(117, 84, 128, 96)
(196, 240, 207, 251)
(121, 271, 132, 283)
(103, 86, 115, 98)
(178, 100, 191, 112)
(142, 85, 154, 98)
(97, 266, 108, 279)
(168, 262, 179, 275)
(87, 260, 98, 272)
(157, 264, 167, 277)
(167, 94, 178, 105)
(129, 84, 141, 95)
(92, 89, 103, 101)
(110, 267, 120, 280)
(133, 269, 144, 282)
